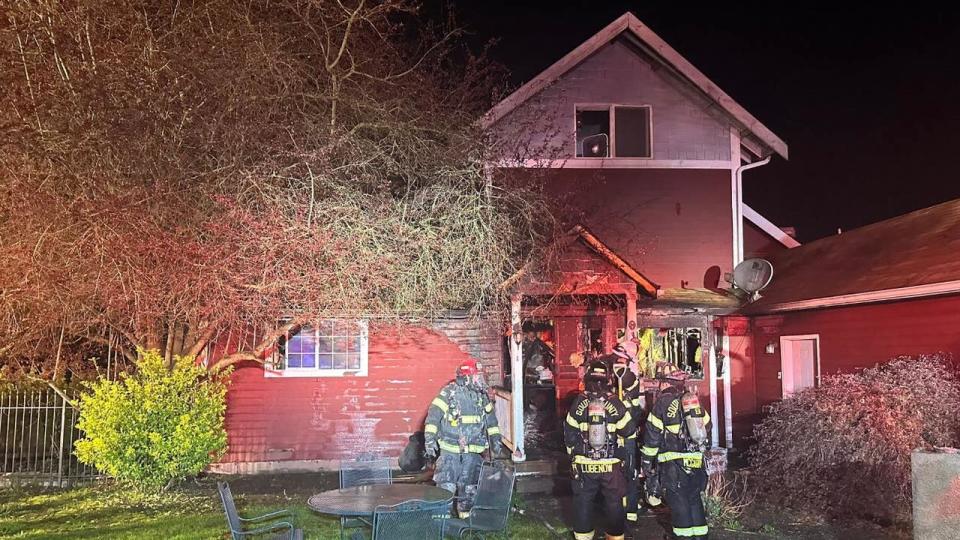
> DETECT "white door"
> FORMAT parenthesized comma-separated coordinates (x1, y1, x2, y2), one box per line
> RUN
(780, 335, 820, 397)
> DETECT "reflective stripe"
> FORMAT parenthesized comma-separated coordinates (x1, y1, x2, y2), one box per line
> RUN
(431, 398, 449, 412)
(666, 423, 682, 434)
(627, 432, 636, 440)
(574, 531, 595, 540)
(566, 446, 574, 455)
(615, 411, 632, 430)
(437, 440, 488, 454)
(576, 462, 614, 473)
(573, 455, 620, 465)
(626, 512, 638, 522)
(487, 426, 500, 436)
(566, 414, 580, 429)
(647, 414, 664, 430)
(607, 423, 617, 433)
(674, 525, 709, 537)
(485, 402, 494, 413)
(631, 398, 642, 407)
(658, 452, 703, 468)
(424, 424, 438, 434)
(460, 415, 482, 424)
(704, 411, 711, 425)
(641, 446, 659, 457)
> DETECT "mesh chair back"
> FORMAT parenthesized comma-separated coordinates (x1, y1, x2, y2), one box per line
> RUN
(469, 463, 515, 531)
(217, 481, 242, 537)
(340, 457, 393, 488)
(371, 499, 449, 540)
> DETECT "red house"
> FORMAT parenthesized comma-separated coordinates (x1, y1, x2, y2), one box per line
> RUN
(727, 198, 960, 446)
(214, 12, 794, 472)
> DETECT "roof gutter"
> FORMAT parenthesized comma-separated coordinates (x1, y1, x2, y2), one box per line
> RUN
(734, 156, 773, 265)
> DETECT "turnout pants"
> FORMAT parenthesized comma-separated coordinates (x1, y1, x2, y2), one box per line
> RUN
(620, 438, 640, 523)
(433, 451, 482, 517)
(661, 462, 708, 539)
(572, 461, 626, 540)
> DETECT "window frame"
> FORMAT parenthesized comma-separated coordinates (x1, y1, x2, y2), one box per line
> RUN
(265, 319, 369, 378)
(573, 103, 654, 159)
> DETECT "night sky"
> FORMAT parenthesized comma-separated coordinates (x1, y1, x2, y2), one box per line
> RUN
(447, 2, 960, 242)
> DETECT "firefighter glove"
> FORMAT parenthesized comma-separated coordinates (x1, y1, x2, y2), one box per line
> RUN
(425, 444, 438, 460)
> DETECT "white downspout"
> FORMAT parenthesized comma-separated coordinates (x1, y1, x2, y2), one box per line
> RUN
(734, 156, 773, 264)
(723, 153, 772, 449)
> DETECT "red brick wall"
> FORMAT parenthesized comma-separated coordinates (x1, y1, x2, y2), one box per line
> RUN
(222, 326, 474, 462)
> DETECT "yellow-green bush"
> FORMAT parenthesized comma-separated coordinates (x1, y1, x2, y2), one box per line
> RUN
(75, 350, 228, 491)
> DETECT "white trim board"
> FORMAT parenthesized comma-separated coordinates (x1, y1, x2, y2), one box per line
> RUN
(489, 158, 732, 170)
(482, 12, 788, 160)
(762, 280, 960, 313)
(742, 203, 801, 249)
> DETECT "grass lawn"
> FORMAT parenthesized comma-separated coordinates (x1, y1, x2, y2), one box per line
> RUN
(0, 478, 563, 540)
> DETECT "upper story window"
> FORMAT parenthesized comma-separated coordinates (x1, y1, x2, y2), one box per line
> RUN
(267, 320, 369, 377)
(575, 105, 652, 158)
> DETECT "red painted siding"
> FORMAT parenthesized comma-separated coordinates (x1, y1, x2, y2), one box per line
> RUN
(751, 294, 960, 410)
(223, 326, 474, 462)
(743, 221, 789, 260)
(506, 167, 734, 290)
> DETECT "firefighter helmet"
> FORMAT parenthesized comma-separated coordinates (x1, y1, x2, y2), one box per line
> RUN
(583, 360, 612, 392)
(612, 344, 632, 361)
(456, 359, 480, 377)
(655, 361, 689, 381)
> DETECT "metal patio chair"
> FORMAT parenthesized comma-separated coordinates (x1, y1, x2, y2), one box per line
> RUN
(364, 499, 450, 540)
(339, 456, 393, 539)
(218, 481, 303, 540)
(443, 463, 515, 538)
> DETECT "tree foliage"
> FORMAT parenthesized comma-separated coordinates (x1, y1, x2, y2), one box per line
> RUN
(0, 0, 555, 375)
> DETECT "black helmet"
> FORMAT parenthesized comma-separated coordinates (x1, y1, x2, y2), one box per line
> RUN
(584, 361, 612, 393)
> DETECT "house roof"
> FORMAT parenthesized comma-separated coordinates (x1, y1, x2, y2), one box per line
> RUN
(482, 12, 788, 160)
(746, 198, 960, 313)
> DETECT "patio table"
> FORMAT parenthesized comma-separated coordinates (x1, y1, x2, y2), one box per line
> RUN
(307, 484, 454, 517)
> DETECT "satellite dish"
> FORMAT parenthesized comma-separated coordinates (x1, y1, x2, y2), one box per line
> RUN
(732, 258, 774, 297)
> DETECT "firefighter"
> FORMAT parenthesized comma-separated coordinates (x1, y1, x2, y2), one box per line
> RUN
(608, 345, 644, 525)
(640, 363, 711, 540)
(564, 361, 636, 540)
(424, 359, 502, 518)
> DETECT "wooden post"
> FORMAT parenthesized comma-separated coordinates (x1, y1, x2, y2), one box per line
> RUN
(509, 295, 526, 462)
(722, 334, 733, 449)
(708, 325, 720, 447)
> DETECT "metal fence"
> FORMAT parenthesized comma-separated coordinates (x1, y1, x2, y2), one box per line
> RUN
(0, 387, 98, 485)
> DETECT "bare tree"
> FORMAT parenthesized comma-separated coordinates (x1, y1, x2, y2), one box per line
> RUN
(0, 0, 555, 377)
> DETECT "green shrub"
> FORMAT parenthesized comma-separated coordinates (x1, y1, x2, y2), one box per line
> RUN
(75, 349, 229, 491)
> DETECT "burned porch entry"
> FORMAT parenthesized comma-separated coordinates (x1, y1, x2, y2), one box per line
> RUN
(501, 294, 629, 455)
